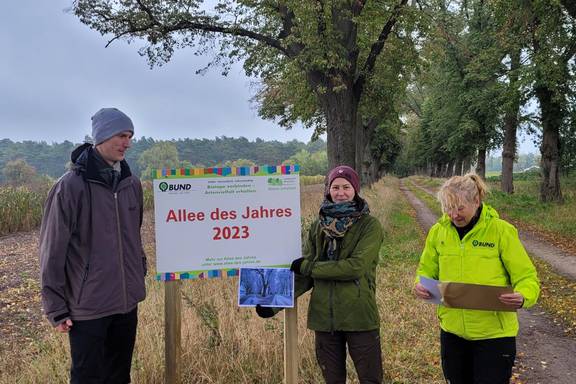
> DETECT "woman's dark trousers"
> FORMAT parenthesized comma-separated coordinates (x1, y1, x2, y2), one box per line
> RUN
(440, 329, 516, 384)
(315, 329, 383, 384)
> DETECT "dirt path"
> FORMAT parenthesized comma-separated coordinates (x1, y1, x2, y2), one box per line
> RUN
(400, 180, 576, 384)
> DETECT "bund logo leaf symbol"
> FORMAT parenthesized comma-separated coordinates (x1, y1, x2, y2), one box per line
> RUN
(472, 239, 495, 248)
(159, 182, 169, 192)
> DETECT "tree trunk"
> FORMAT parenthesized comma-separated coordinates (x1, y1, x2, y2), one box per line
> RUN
(530, 10, 566, 203)
(454, 157, 463, 176)
(463, 156, 472, 174)
(442, 162, 449, 178)
(475, 147, 486, 180)
(357, 118, 379, 186)
(446, 159, 455, 177)
(535, 85, 564, 202)
(310, 72, 358, 170)
(435, 163, 441, 178)
(501, 49, 521, 194)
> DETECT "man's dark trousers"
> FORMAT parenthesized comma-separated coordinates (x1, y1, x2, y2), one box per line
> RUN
(69, 308, 138, 384)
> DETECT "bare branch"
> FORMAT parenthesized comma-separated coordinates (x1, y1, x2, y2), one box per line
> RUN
(355, 0, 408, 94)
(352, 0, 367, 17)
(276, 3, 304, 56)
(168, 19, 289, 55)
(135, 0, 158, 24)
(104, 1, 290, 56)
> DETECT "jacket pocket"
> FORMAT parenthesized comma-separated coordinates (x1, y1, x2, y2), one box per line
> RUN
(354, 279, 361, 298)
(76, 264, 90, 305)
(495, 311, 505, 330)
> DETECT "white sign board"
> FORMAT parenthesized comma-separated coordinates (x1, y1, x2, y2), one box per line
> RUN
(153, 166, 301, 281)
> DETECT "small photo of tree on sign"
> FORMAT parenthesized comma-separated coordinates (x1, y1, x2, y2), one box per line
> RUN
(238, 268, 294, 308)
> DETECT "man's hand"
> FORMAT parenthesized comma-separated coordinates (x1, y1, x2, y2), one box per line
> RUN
(499, 292, 524, 309)
(413, 282, 432, 300)
(55, 319, 73, 333)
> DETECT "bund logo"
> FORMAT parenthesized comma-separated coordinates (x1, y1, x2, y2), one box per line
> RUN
(158, 182, 192, 192)
(472, 239, 495, 248)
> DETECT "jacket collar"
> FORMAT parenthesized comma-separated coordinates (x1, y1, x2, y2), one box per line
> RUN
(70, 143, 132, 184)
(439, 203, 499, 232)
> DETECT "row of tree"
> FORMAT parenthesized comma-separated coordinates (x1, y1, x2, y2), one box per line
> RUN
(396, 0, 576, 201)
(0, 138, 328, 184)
(72, 0, 576, 202)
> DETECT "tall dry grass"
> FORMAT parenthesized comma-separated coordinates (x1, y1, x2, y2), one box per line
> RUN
(300, 175, 325, 186)
(0, 185, 47, 236)
(6, 177, 443, 383)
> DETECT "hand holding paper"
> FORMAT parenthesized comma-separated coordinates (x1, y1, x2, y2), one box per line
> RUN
(417, 276, 442, 305)
(417, 276, 517, 312)
(499, 292, 524, 309)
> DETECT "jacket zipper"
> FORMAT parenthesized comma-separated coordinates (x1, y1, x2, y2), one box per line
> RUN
(460, 241, 466, 335)
(330, 281, 335, 334)
(115, 192, 128, 311)
(455, 214, 485, 336)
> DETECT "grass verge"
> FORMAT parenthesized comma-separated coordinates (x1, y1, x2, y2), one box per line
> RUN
(1, 178, 444, 384)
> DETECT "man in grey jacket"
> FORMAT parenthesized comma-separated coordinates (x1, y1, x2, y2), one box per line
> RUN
(39, 107, 147, 383)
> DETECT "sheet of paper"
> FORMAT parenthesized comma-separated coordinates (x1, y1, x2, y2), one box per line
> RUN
(419, 276, 442, 305)
(438, 282, 515, 312)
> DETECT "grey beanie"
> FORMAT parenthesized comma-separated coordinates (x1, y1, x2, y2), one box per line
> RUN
(91, 107, 134, 145)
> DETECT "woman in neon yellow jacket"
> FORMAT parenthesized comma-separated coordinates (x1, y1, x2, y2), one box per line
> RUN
(414, 173, 539, 384)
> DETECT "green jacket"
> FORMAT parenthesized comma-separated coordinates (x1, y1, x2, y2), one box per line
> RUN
(296, 214, 383, 332)
(416, 203, 540, 340)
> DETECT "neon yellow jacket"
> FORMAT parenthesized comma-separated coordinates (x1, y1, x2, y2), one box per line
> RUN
(416, 203, 540, 340)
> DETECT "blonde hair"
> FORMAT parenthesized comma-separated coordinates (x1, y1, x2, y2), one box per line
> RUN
(437, 173, 489, 212)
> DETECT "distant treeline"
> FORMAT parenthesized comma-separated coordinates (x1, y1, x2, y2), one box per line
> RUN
(0, 136, 326, 181)
(486, 153, 540, 173)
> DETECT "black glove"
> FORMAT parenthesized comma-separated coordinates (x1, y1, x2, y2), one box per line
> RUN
(255, 304, 275, 318)
(290, 257, 305, 275)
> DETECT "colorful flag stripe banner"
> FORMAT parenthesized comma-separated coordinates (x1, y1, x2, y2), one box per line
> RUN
(156, 268, 240, 281)
(155, 264, 290, 281)
(152, 165, 299, 179)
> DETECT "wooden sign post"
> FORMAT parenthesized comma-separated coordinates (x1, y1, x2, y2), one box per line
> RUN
(165, 280, 181, 384)
(284, 302, 298, 384)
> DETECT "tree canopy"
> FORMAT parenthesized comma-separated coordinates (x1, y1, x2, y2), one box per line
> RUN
(73, 0, 425, 182)
(63, 0, 576, 200)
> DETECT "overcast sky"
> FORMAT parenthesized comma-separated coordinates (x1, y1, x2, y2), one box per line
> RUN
(0, 0, 316, 145)
(1, 1, 537, 154)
